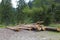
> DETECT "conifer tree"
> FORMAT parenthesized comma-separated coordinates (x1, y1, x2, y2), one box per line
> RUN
(0, 0, 13, 25)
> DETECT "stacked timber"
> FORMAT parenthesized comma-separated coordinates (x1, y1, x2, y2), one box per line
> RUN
(6, 21, 60, 32)
(6, 22, 42, 32)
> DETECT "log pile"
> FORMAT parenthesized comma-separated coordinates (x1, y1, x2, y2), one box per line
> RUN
(6, 21, 60, 32)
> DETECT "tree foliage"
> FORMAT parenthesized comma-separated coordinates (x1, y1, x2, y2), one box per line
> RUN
(0, 0, 13, 25)
(0, 0, 60, 25)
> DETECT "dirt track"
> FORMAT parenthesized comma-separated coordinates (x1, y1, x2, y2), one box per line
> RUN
(0, 28, 60, 40)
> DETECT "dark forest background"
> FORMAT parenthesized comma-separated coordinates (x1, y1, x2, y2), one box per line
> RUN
(0, 0, 60, 26)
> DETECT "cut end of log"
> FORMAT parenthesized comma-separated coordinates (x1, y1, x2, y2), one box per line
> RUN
(57, 28, 60, 32)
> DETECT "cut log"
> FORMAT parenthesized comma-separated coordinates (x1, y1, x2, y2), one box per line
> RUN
(18, 27, 32, 31)
(6, 27, 20, 32)
(19, 24, 42, 31)
(6, 27, 33, 31)
(56, 28, 60, 32)
(45, 27, 60, 32)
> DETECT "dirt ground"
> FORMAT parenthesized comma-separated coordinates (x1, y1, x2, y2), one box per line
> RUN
(0, 28, 60, 40)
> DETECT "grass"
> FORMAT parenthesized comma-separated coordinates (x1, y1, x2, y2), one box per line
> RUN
(0, 25, 6, 28)
(48, 23, 60, 34)
(0, 24, 17, 28)
(49, 23, 60, 28)
(48, 31, 60, 36)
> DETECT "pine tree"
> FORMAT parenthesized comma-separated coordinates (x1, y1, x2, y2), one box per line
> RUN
(16, 0, 26, 24)
(0, 0, 13, 25)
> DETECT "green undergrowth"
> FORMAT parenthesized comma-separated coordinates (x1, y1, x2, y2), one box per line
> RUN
(0, 25, 6, 28)
(0, 24, 16, 28)
(49, 23, 60, 28)
(48, 31, 60, 35)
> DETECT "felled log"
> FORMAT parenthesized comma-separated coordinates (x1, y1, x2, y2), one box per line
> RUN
(22, 24, 41, 31)
(45, 27, 60, 32)
(6, 26, 33, 32)
(56, 28, 60, 32)
(7, 27, 20, 32)
(18, 27, 32, 31)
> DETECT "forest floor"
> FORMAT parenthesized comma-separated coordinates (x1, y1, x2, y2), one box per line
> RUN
(0, 28, 60, 40)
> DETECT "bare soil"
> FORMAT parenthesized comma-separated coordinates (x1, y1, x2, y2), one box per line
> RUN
(0, 28, 60, 40)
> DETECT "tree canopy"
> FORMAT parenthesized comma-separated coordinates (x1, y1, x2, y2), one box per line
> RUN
(0, 0, 60, 25)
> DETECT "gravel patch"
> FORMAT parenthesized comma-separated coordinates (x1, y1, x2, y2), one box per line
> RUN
(0, 28, 60, 40)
